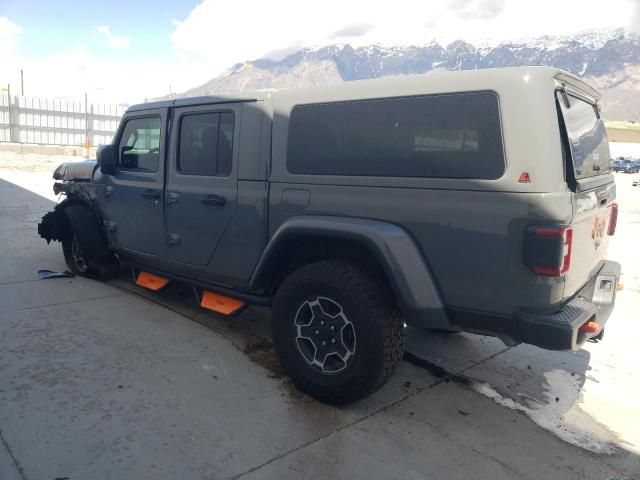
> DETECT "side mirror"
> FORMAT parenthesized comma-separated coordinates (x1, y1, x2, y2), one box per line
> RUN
(97, 144, 117, 174)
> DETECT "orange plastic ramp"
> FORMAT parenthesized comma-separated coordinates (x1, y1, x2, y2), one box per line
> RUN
(136, 271, 170, 291)
(200, 290, 245, 315)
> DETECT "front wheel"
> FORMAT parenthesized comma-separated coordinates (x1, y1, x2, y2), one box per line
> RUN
(271, 260, 406, 404)
(61, 205, 120, 280)
(62, 233, 90, 275)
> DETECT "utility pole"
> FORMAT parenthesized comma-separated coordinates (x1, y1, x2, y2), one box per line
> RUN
(20, 69, 24, 96)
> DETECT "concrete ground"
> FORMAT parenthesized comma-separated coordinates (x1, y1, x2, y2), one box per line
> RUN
(0, 167, 639, 480)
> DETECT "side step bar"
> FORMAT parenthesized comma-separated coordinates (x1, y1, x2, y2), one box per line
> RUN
(199, 290, 246, 315)
(130, 265, 270, 316)
(135, 271, 170, 291)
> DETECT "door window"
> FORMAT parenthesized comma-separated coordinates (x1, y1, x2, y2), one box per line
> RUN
(118, 116, 162, 172)
(178, 112, 235, 176)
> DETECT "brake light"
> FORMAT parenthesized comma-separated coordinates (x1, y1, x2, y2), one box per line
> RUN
(524, 226, 573, 277)
(608, 202, 618, 236)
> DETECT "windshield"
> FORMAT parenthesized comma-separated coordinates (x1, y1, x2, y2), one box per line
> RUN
(557, 92, 611, 180)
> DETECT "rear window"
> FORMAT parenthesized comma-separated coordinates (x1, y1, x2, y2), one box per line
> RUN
(557, 93, 611, 180)
(287, 92, 505, 179)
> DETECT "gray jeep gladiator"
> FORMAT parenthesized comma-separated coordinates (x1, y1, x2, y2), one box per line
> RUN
(39, 67, 621, 404)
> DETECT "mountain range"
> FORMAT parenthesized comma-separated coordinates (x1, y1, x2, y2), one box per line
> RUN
(179, 29, 640, 121)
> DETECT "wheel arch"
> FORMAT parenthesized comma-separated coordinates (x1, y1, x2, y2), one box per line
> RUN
(38, 196, 106, 247)
(251, 216, 452, 330)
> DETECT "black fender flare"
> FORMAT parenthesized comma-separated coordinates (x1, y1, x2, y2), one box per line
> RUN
(38, 197, 104, 248)
(251, 216, 452, 330)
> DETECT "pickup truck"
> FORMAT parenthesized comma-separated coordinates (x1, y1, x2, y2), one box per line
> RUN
(39, 66, 621, 404)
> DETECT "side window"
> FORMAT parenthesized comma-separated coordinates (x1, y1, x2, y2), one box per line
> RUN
(178, 111, 235, 176)
(287, 92, 504, 179)
(118, 116, 161, 172)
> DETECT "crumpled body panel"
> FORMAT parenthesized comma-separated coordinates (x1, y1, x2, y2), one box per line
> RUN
(53, 160, 97, 181)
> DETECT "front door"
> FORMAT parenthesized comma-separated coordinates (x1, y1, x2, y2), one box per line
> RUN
(99, 110, 166, 256)
(165, 104, 240, 266)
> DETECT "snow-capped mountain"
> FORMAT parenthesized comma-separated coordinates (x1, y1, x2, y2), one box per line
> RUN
(180, 29, 640, 121)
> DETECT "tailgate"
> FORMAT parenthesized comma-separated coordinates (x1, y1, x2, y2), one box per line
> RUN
(555, 86, 616, 299)
(564, 180, 616, 299)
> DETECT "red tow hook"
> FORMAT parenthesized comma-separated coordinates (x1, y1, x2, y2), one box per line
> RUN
(579, 320, 601, 335)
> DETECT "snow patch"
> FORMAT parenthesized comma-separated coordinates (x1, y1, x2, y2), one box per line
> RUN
(579, 62, 589, 76)
(471, 371, 620, 455)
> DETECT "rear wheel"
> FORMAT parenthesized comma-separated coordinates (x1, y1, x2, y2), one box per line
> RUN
(272, 260, 405, 404)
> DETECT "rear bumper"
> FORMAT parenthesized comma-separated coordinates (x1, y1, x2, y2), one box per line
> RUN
(449, 260, 621, 351)
(516, 260, 621, 350)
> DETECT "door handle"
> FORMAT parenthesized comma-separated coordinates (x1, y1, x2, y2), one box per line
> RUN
(167, 233, 181, 246)
(201, 194, 226, 206)
(142, 190, 160, 200)
(166, 192, 180, 205)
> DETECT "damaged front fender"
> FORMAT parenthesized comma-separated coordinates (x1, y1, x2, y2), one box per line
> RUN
(38, 205, 71, 244)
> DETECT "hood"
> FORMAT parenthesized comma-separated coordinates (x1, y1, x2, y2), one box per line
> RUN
(53, 160, 98, 181)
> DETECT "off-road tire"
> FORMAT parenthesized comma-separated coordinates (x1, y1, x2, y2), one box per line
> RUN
(61, 205, 119, 280)
(272, 260, 406, 404)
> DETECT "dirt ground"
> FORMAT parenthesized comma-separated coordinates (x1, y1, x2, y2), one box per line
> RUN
(0, 146, 97, 173)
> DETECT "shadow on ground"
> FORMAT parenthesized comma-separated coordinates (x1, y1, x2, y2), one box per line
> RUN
(1, 174, 638, 479)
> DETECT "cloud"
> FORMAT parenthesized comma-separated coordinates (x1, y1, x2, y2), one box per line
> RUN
(97, 25, 129, 48)
(171, 0, 467, 76)
(263, 42, 305, 61)
(449, 0, 507, 20)
(12, 45, 178, 103)
(171, 0, 631, 78)
(630, 0, 640, 33)
(4, 0, 634, 104)
(0, 17, 21, 88)
(0, 17, 21, 62)
(331, 23, 374, 39)
(448, 0, 473, 9)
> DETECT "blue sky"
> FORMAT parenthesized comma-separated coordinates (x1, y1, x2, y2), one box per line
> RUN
(1, 0, 193, 60)
(0, 0, 638, 104)
(0, 0, 204, 102)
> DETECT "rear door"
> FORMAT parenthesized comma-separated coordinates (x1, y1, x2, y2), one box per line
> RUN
(556, 89, 616, 298)
(100, 110, 166, 256)
(164, 104, 240, 266)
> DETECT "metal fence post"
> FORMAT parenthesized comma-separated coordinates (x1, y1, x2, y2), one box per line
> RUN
(89, 103, 94, 148)
(6, 84, 12, 142)
(84, 92, 89, 157)
(9, 90, 21, 143)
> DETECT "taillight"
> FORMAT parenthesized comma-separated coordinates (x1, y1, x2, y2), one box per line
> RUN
(608, 202, 618, 236)
(523, 226, 573, 277)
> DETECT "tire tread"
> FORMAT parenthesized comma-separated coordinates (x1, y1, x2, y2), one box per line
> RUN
(272, 259, 406, 404)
